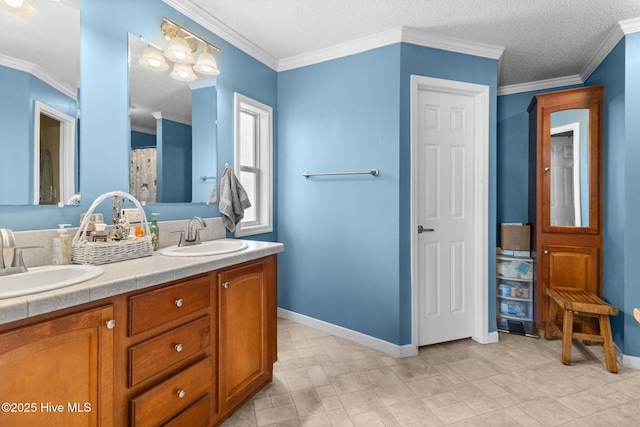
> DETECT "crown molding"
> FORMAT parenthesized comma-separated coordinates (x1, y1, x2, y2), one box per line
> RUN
(152, 111, 191, 126)
(279, 27, 505, 72)
(162, 0, 279, 70)
(499, 17, 640, 96)
(401, 27, 504, 60)
(0, 54, 77, 100)
(579, 19, 627, 82)
(497, 75, 583, 96)
(278, 27, 403, 72)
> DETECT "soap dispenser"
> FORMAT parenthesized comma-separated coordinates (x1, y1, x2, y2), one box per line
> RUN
(149, 213, 160, 251)
(52, 224, 72, 265)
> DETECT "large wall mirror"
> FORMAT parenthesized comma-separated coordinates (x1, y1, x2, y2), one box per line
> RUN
(128, 32, 218, 204)
(541, 95, 602, 235)
(549, 109, 589, 227)
(0, 0, 79, 206)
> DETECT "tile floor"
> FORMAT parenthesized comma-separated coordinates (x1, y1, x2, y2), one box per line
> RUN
(221, 318, 640, 426)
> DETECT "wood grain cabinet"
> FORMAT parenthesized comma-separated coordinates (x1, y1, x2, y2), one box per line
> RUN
(0, 254, 278, 427)
(127, 275, 215, 426)
(218, 256, 277, 415)
(528, 86, 603, 327)
(0, 305, 115, 427)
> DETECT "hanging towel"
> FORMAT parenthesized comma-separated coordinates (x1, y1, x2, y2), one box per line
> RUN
(219, 166, 251, 232)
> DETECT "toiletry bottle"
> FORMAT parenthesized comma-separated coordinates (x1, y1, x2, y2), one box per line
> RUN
(52, 224, 72, 265)
(150, 213, 160, 251)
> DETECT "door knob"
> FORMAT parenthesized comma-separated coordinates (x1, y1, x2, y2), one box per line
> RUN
(418, 225, 434, 234)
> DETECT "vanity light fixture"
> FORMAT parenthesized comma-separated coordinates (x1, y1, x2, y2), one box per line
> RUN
(138, 45, 169, 71)
(170, 62, 197, 82)
(163, 31, 195, 64)
(138, 18, 221, 82)
(193, 45, 220, 76)
(1, 0, 36, 15)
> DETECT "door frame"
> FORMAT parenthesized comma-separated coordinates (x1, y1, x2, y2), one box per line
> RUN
(33, 100, 76, 205)
(410, 75, 490, 352)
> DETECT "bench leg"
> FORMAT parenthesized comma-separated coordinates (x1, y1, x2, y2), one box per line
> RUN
(561, 309, 573, 365)
(599, 314, 618, 373)
(545, 298, 559, 339)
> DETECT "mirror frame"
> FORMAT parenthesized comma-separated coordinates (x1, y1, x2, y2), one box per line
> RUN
(540, 96, 602, 235)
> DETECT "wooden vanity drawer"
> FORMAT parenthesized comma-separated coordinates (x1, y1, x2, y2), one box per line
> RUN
(129, 275, 211, 336)
(163, 393, 210, 427)
(130, 356, 213, 426)
(129, 316, 211, 387)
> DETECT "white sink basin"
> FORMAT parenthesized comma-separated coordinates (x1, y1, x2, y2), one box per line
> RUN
(160, 239, 249, 257)
(0, 264, 104, 300)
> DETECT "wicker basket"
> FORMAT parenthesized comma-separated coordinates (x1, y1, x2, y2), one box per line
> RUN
(72, 191, 153, 265)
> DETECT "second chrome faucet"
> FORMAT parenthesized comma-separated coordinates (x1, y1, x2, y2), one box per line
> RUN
(176, 217, 207, 247)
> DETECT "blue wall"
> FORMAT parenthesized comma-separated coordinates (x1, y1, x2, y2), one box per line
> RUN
(191, 85, 218, 203)
(277, 43, 498, 346)
(0, 0, 277, 235)
(130, 130, 156, 149)
(157, 118, 191, 203)
(586, 33, 640, 357)
(0, 66, 77, 205)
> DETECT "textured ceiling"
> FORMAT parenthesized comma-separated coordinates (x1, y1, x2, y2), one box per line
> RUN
(2, 0, 640, 101)
(0, 0, 79, 97)
(189, 0, 640, 87)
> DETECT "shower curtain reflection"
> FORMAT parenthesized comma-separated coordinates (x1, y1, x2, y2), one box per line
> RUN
(130, 148, 157, 203)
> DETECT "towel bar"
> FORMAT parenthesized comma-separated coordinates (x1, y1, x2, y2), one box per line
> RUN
(302, 169, 379, 178)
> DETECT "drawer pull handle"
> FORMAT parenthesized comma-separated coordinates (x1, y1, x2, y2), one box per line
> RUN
(177, 389, 186, 399)
(175, 298, 184, 307)
(222, 282, 230, 289)
(105, 319, 116, 329)
(544, 250, 549, 255)
(175, 343, 183, 352)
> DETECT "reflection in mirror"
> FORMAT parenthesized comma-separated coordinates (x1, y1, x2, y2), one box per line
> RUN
(0, 0, 79, 206)
(550, 109, 589, 227)
(34, 101, 76, 205)
(128, 33, 218, 204)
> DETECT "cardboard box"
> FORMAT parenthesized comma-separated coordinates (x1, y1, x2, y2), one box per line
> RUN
(501, 223, 531, 251)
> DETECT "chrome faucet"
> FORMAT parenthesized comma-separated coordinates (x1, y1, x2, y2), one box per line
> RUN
(0, 229, 28, 276)
(177, 217, 207, 247)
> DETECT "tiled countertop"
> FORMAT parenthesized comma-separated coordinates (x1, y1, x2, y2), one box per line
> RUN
(0, 239, 284, 326)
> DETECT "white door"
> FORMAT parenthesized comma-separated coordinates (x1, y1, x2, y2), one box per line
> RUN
(416, 85, 477, 346)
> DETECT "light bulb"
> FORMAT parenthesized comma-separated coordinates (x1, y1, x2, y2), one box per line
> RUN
(4, 0, 24, 7)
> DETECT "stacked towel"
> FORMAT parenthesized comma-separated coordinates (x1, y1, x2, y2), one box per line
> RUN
(218, 167, 251, 232)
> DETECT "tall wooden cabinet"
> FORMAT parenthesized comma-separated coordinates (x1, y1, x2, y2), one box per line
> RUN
(528, 85, 604, 327)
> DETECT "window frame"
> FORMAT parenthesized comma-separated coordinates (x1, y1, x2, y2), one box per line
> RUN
(233, 93, 273, 237)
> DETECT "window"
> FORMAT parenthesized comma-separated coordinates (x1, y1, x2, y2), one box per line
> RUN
(234, 93, 273, 237)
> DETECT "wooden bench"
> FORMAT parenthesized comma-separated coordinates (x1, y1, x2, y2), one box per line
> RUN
(545, 287, 618, 373)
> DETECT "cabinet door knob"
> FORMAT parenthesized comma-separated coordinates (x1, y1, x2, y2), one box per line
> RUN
(544, 166, 550, 172)
(222, 282, 230, 289)
(177, 389, 186, 399)
(175, 343, 183, 352)
(105, 319, 116, 329)
(544, 250, 549, 254)
(175, 298, 184, 307)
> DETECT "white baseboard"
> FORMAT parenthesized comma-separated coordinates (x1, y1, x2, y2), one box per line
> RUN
(622, 352, 640, 370)
(483, 331, 500, 344)
(278, 309, 640, 368)
(277, 308, 417, 358)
